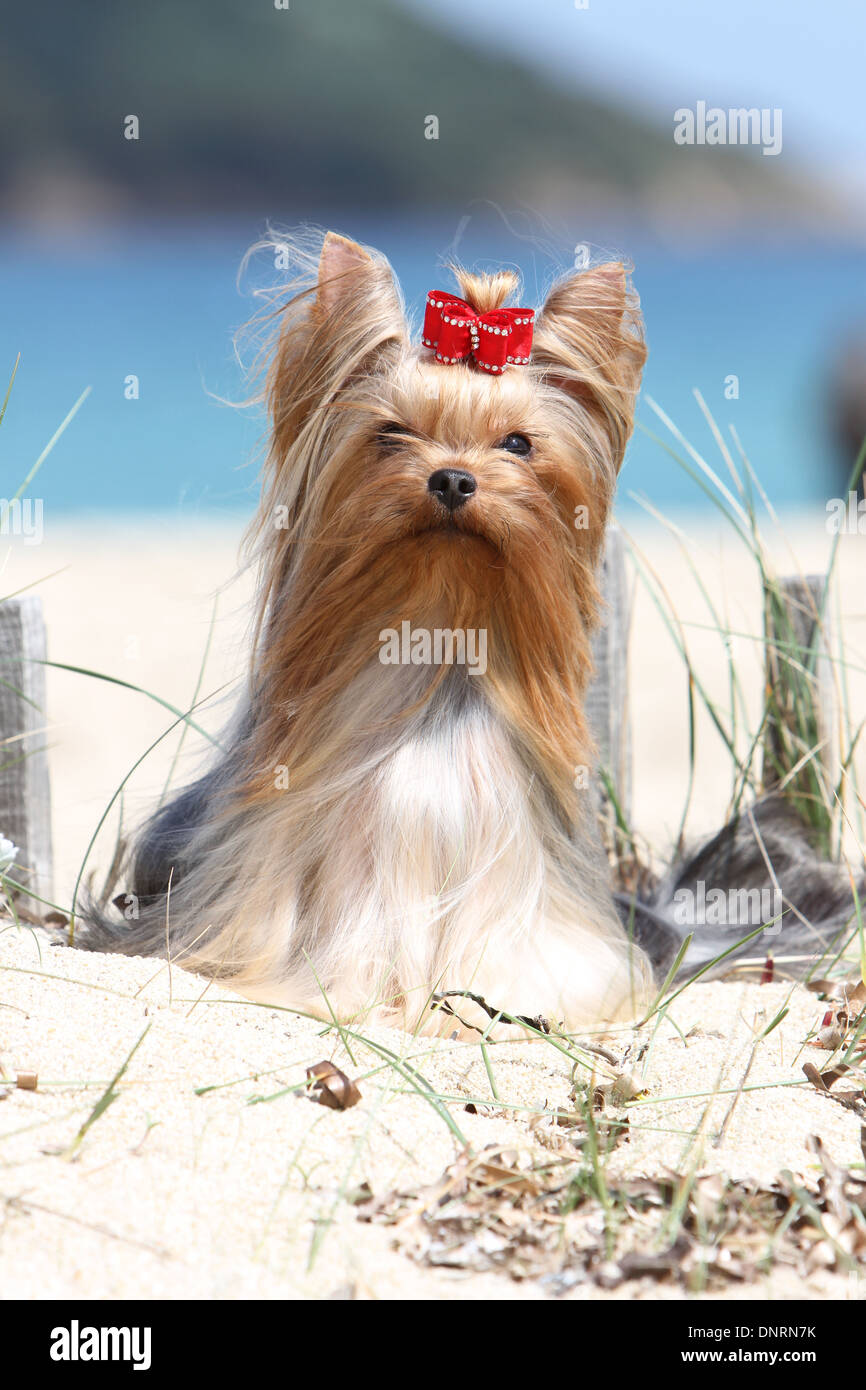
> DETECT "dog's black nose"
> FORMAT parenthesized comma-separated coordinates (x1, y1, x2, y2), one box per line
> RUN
(427, 468, 477, 511)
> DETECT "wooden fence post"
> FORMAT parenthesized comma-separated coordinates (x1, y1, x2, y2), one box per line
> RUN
(0, 597, 53, 909)
(761, 572, 836, 852)
(761, 574, 835, 784)
(587, 525, 632, 824)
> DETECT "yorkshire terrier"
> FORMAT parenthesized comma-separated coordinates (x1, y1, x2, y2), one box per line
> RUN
(82, 230, 652, 1032)
(82, 231, 858, 1032)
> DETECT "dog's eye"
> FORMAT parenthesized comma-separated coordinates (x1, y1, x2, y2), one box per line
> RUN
(377, 421, 412, 447)
(497, 433, 532, 457)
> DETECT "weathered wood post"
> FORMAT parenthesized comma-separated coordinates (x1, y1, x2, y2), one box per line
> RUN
(761, 572, 836, 854)
(587, 525, 632, 826)
(0, 596, 53, 909)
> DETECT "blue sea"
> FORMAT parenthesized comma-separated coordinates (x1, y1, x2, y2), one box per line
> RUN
(1, 215, 864, 518)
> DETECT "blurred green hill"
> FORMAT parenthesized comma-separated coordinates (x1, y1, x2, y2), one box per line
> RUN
(0, 0, 819, 223)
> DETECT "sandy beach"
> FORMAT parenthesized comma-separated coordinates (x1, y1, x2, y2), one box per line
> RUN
(0, 927, 862, 1301)
(0, 510, 864, 1300)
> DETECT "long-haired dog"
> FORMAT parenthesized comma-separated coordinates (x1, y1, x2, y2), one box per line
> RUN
(83, 231, 861, 1032)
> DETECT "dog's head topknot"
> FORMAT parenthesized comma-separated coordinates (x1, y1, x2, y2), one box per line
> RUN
(448, 265, 520, 315)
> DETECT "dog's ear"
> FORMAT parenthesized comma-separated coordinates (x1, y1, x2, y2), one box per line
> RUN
(533, 263, 646, 470)
(312, 231, 406, 361)
(315, 232, 374, 315)
(267, 231, 407, 459)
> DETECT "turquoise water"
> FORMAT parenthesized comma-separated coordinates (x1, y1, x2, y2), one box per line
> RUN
(1, 218, 863, 516)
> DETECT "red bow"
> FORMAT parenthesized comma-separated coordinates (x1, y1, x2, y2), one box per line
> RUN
(422, 292, 534, 374)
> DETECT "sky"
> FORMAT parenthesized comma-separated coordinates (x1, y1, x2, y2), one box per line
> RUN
(405, 0, 866, 209)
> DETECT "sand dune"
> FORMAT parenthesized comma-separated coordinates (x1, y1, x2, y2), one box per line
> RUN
(0, 927, 862, 1301)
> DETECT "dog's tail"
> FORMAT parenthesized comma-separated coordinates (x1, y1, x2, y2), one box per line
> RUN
(74, 703, 258, 958)
(619, 796, 864, 985)
(74, 775, 212, 955)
